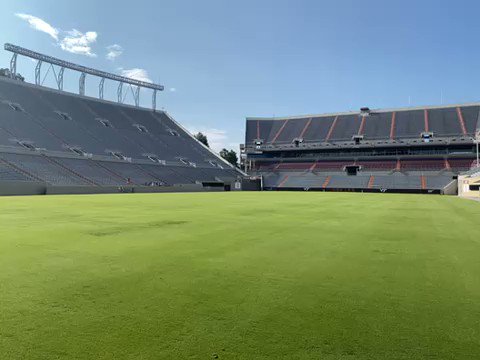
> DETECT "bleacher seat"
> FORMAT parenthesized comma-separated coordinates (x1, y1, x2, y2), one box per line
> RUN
(0, 76, 241, 187)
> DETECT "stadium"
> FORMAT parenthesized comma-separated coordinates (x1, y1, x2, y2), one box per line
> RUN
(243, 104, 479, 193)
(0, 44, 244, 195)
(1, 2, 480, 359)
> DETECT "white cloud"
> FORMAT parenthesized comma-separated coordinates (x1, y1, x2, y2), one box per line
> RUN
(120, 68, 152, 83)
(16, 13, 97, 57)
(169, 87, 176, 92)
(106, 44, 123, 61)
(59, 29, 97, 57)
(15, 13, 59, 40)
(187, 126, 233, 152)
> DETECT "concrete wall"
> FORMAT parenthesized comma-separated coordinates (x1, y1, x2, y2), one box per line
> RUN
(0, 181, 225, 196)
(0, 181, 46, 196)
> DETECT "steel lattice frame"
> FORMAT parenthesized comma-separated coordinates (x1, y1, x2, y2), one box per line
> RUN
(5, 43, 164, 110)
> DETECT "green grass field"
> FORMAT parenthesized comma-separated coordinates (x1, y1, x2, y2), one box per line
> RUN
(0, 192, 479, 359)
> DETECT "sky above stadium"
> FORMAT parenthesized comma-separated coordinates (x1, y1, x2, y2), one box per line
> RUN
(1, 0, 480, 151)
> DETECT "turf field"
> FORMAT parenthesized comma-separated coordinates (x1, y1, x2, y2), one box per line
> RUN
(0, 192, 479, 359)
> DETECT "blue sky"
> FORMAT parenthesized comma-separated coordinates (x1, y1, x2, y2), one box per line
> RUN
(1, 0, 480, 151)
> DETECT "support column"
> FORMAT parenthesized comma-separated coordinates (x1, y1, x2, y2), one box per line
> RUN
(476, 130, 480, 167)
(57, 67, 65, 90)
(35, 60, 42, 85)
(79, 72, 86, 96)
(152, 89, 157, 110)
(99, 78, 105, 99)
(117, 82, 123, 103)
(134, 86, 140, 107)
(9, 53, 17, 78)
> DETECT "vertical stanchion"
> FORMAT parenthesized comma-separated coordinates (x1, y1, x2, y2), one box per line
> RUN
(476, 130, 480, 168)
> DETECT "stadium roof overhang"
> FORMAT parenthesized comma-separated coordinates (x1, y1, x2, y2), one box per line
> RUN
(246, 102, 480, 121)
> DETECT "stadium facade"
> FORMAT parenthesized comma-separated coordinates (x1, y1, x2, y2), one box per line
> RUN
(243, 104, 480, 193)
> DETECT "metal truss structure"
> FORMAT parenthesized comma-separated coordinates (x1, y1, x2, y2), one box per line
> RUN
(5, 43, 164, 110)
